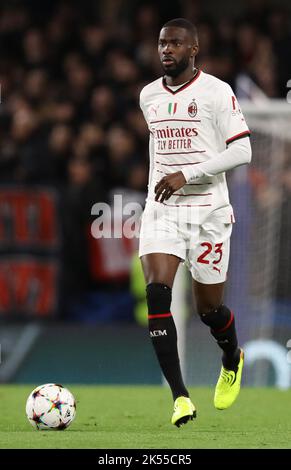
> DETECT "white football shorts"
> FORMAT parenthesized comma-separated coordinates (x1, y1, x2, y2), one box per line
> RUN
(139, 203, 233, 284)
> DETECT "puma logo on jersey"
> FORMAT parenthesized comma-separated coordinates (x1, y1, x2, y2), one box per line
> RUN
(150, 330, 167, 337)
(149, 105, 158, 117)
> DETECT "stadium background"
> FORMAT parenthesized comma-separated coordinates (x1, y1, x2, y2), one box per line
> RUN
(0, 0, 291, 388)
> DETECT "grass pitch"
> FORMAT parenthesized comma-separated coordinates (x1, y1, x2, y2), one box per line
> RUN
(0, 385, 290, 449)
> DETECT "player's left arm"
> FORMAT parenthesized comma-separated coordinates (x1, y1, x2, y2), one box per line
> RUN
(180, 85, 252, 183)
(179, 137, 251, 184)
(155, 85, 252, 201)
(155, 137, 251, 202)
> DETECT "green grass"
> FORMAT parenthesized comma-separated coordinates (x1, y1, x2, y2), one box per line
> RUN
(0, 386, 290, 449)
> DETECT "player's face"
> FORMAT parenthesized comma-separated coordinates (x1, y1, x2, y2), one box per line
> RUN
(158, 27, 197, 78)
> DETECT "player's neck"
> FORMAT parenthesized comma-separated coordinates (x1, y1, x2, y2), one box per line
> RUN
(164, 67, 198, 87)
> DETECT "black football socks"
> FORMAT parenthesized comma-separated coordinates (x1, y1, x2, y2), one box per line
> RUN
(146, 283, 189, 400)
(200, 304, 240, 372)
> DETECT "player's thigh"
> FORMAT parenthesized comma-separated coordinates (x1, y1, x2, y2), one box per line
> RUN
(139, 203, 186, 287)
(192, 279, 225, 315)
(188, 221, 232, 287)
(141, 253, 181, 288)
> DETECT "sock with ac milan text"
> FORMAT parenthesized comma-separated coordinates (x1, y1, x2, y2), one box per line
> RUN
(200, 304, 240, 372)
(146, 283, 189, 400)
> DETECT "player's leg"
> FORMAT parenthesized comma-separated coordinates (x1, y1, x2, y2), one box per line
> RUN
(193, 280, 244, 409)
(142, 252, 188, 398)
(189, 220, 244, 409)
(193, 281, 241, 371)
(141, 253, 196, 426)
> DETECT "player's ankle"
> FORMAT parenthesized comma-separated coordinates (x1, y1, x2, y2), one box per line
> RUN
(173, 390, 189, 401)
(222, 348, 240, 372)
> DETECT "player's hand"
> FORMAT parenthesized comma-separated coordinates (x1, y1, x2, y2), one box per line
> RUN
(155, 171, 186, 203)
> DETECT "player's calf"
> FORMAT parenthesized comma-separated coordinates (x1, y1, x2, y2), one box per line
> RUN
(146, 283, 189, 400)
(199, 304, 240, 371)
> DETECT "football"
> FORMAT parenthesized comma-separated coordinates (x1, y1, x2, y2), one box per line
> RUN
(26, 383, 76, 430)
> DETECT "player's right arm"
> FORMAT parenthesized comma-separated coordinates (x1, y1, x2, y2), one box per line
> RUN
(140, 87, 155, 192)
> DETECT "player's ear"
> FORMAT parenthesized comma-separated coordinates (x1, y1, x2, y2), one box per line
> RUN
(191, 43, 199, 57)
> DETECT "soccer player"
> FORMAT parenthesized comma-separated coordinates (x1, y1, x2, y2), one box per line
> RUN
(139, 18, 251, 427)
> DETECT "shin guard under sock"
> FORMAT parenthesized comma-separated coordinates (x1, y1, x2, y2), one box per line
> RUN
(200, 304, 240, 371)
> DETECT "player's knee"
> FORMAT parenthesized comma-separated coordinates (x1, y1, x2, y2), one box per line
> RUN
(198, 302, 223, 324)
(146, 283, 172, 315)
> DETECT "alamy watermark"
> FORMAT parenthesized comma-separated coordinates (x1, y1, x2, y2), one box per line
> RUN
(91, 194, 201, 242)
(91, 195, 142, 239)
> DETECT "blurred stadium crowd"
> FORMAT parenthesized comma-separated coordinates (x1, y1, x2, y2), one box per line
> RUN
(0, 0, 291, 322)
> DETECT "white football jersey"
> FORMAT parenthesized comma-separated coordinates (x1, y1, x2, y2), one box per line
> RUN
(139, 70, 250, 223)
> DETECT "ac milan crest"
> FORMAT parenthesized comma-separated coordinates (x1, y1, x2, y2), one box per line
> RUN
(188, 99, 197, 118)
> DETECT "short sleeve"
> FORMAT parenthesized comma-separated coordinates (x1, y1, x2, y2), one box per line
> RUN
(215, 84, 250, 145)
(139, 88, 148, 123)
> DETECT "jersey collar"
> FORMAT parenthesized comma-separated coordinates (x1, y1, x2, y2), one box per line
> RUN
(162, 69, 201, 95)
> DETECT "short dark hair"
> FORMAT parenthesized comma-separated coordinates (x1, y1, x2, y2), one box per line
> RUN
(162, 18, 198, 43)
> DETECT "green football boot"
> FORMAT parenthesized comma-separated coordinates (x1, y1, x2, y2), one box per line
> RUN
(171, 396, 196, 427)
(214, 349, 244, 410)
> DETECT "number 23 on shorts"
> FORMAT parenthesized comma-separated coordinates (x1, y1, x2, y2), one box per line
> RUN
(197, 242, 223, 265)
